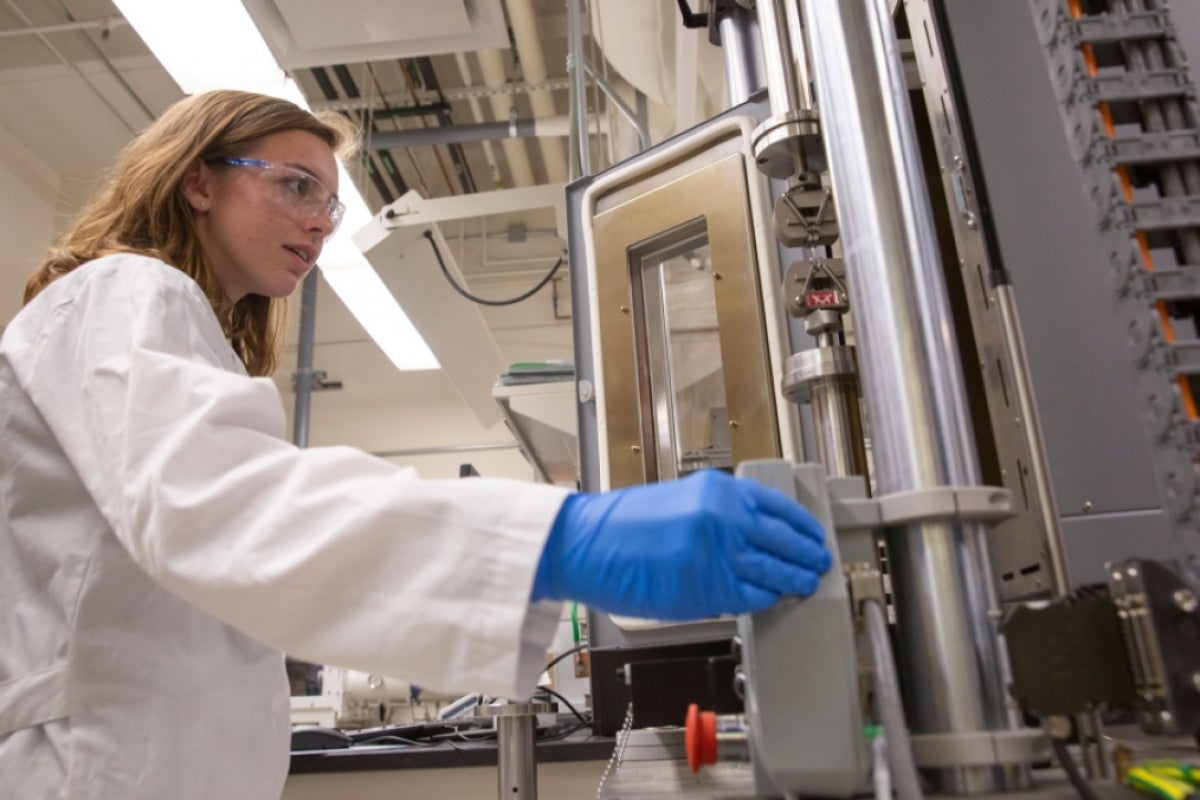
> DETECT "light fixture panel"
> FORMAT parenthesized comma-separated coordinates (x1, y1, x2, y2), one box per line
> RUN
(240, 0, 509, 68)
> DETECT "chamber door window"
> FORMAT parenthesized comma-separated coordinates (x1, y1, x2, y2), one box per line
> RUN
(632, 219, 732, 480)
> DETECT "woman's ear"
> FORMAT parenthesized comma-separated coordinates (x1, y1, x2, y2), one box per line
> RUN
(181, 158, 215, 212)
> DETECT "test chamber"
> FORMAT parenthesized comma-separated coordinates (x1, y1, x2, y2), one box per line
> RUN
(568, 0, 1200, 797)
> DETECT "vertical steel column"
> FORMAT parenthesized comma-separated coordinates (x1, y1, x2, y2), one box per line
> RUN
(757, 0, 811, 115)
(565, 0, 590, 178)
(292, 269, 319, 449)
(719, 4, 765, 106)
(800, 0, 1023, 792)
(496, 715, 538, 798)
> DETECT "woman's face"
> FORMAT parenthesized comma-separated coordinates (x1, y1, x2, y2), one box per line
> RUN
(183, 129, 340, 303)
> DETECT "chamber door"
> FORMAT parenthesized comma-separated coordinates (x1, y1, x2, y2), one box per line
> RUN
(593, 152, 780, 489)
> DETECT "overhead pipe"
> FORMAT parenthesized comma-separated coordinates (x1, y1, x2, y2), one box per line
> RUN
(505, 0, 570, 183)
(366, 115, 605, 151)
(477, 49, 537, 186)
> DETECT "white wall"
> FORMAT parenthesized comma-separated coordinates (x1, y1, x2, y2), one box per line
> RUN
(0, 129, 60, 328)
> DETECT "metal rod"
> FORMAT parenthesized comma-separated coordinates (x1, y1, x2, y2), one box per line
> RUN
(495, 715, 538, 799)
(565, 0, 590, 177)
(583, 59, 650, 150)
(800, 0, 1024, 792)
(757, 0, 809, 117)
(809, 376, 868, 477)
(718, 4, 765, 106)
(292, 270, 319, 448)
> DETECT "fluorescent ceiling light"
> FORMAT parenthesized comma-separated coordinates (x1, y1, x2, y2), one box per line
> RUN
(111, 0, 439, 371)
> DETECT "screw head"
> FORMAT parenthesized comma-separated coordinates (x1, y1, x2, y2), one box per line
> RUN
(1174, 589, 1198, 614)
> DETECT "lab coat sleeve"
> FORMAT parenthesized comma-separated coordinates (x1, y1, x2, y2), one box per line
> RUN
(12, 255, 571, 699)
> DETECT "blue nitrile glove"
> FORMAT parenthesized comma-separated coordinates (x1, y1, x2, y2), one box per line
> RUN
(531, 469, 832, 620)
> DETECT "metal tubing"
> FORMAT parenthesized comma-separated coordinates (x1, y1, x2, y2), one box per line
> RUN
(292, 269, 319, 449)
(757, 0, 809, 117)
(565, 0, 590, 178)
(369, 118, 537, 150)
(495, 715, 538, 799)
(583, 59, 651, 150)
(718, 4, 765, 106)
(800, 0, 1023, 792)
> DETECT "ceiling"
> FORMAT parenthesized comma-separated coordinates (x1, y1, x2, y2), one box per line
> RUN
(0, 0, 727, 470)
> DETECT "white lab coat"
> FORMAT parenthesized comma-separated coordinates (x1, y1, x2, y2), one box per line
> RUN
(0, 253, 569, 799)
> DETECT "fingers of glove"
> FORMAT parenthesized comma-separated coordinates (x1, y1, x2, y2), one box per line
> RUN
(730, 582, 782, 616)
(739, 480, 826, 544)
(731, 548, 823, 597)
(740, 515, 833, 573)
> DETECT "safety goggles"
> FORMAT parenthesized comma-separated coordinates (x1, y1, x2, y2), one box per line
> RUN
(212, 157, 345, 233)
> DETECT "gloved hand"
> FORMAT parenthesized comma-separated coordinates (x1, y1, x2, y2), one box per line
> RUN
(531, 469, 832, 620)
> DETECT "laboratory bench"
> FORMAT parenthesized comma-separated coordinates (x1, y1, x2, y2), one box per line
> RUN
(284, 728, 614, 799)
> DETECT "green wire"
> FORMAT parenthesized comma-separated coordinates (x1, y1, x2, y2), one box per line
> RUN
(1143, 761, 1200, 786)
(1128, 766, 1195, 800)
(570, 602, 580, 644)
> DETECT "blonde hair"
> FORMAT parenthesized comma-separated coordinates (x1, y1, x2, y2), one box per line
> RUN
(25, 90, 360, 377)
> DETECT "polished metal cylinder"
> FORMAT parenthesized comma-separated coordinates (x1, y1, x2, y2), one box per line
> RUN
(800, 0, 1025, 792)
(757, 0, 810, 116)
(496, 715, 538, 799)
(719, 4, 765, 106)
(477, 701, 554, 800)
(809, 376, 867, 478)
(782, 345, 867, 477)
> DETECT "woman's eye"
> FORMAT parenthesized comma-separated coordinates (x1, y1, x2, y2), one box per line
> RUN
(285, 176, 316, 199)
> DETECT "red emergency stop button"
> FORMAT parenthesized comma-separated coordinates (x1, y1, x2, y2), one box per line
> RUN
(685, 702, 717, 773)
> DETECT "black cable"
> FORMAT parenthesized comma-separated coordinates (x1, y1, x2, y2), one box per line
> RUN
(1051, 737, 1103, 800)
(537, 686, 591, 727)
(423, 230, 564, 307)
(544, 644, 588, 673)
(675, 0, 709, 28)
(538, 720, 592, 742)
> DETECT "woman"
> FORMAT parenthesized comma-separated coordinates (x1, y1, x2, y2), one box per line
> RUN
(0, 90, 830, 799)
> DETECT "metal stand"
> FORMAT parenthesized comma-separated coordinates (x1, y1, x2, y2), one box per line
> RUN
(476, 701, 556, 800)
